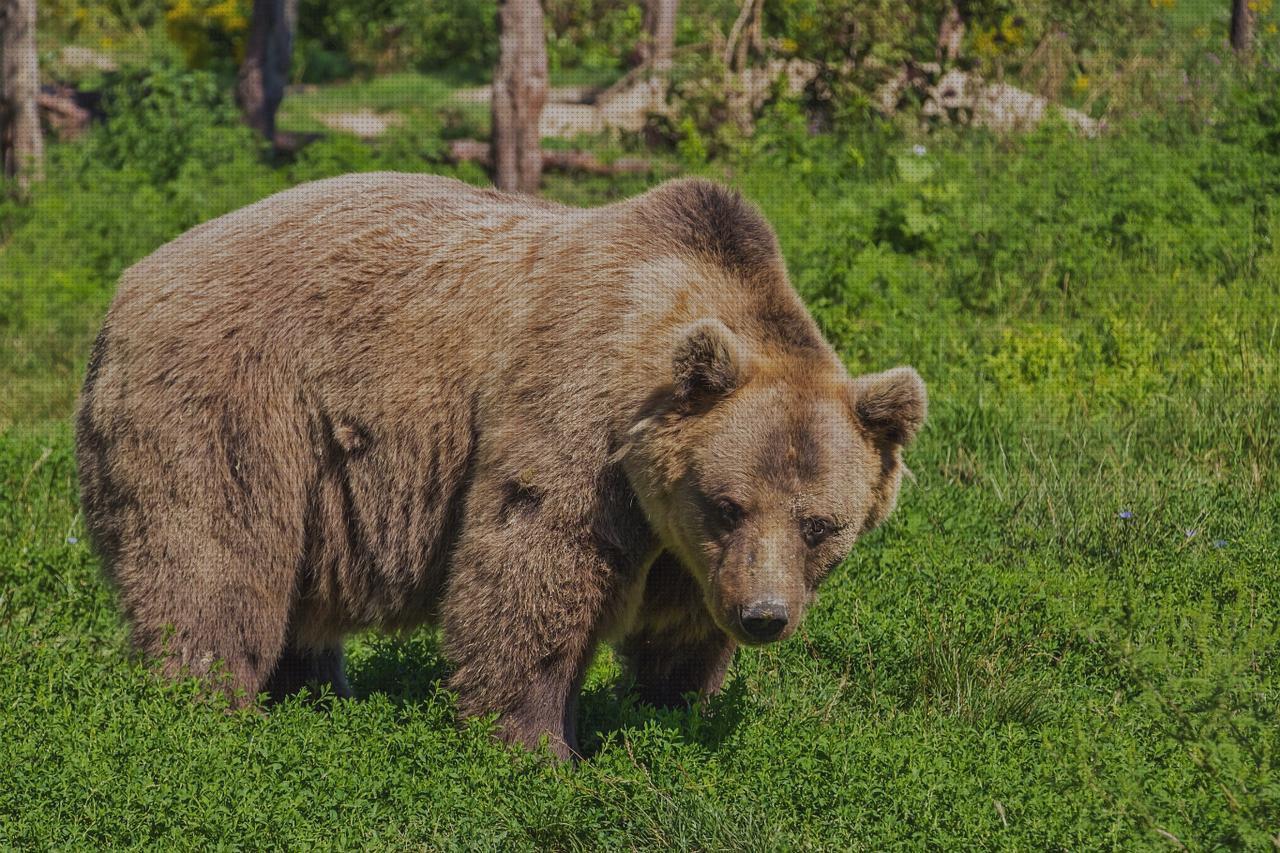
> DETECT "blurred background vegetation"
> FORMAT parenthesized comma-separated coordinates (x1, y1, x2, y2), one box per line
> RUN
(6, 0, 1278, 423)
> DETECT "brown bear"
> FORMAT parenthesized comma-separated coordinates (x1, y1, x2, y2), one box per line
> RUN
(76, 173, 926, 759)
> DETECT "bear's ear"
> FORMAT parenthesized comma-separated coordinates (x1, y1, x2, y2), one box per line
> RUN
(849, 366, 927, 447)
(672, 318, 746, 408)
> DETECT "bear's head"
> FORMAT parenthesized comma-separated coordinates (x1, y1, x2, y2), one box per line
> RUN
(622, 318, 926, 646)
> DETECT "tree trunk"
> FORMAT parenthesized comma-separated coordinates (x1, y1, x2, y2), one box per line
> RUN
(492, 0, 547, 194)
(1, 0, 44, 192)
(633, 0, 678, 72)
(1230, 0, 1255, 56)
(723, 0, 765, 133)
(724, 0, 764, 73)
(937, 3, 966, 64)
(236, 0, 298, 145)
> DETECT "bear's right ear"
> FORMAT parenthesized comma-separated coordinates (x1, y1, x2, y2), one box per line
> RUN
(672, 318, 746, 409)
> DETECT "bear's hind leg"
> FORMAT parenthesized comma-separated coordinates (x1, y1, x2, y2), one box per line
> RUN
(127, 571, 294, 709)
(92, 389, 312, 706)
(266, 645, 352, 702)
(110, 465, 304, 708)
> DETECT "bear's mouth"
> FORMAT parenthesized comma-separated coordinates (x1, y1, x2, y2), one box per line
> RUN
(700, 557, 793, 646)
(660, 526, 798, 645)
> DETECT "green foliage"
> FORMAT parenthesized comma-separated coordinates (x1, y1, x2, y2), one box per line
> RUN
(544, 0, 644, 77)
(756, 62, 1280, 323)
(164, 0, 250, 73)
(292, 0, 660, 83)
(42, 0, 171, 42)
(753, 0, 1231, 134)
(295, 0, 497, 82)
(2, 287, 1277, 845)
(766, 0, 940, 72)
(0, 64, 284, 424)
(663, 47, 742, 162)
(88, 64, 253, 183)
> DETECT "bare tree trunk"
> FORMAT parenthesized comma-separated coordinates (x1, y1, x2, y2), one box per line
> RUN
(1230, 0, 1255, 56)
(1, 0, 44, 192)
(723, 0, 764, 133)
(492, 0, 547, 194)
(236, 0, 298, 145)
(724, 0, 764, 73)
(632, 0, 678, 72)
(937, 3, 966, 64)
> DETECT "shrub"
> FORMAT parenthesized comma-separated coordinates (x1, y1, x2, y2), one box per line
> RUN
(164, 0, 250, 72)
(544, 0, 643, 76)
(295, 0, 497, 82)
(87, 64, 256, 185)
(42, 0, 170, 41)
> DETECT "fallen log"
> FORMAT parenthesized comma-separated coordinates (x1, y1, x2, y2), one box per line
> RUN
(876, 66, 1102, 138)
(923, 69, 1102, 137)
(271, 129, 324, 155)
(37, 84, 98, 140)
(448, 138, 662, 176)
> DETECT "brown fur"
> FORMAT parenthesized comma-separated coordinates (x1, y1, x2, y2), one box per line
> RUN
(75, 173, 926, 759)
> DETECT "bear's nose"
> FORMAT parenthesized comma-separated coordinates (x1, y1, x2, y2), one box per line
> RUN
(739, 599, 789, 642)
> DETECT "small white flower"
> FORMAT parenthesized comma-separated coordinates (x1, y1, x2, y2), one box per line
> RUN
(912, 144, 927, 157)
(66, 536, 79, 545)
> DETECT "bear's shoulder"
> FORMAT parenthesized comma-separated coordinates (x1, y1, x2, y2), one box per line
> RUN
(627, 178, 781, 277)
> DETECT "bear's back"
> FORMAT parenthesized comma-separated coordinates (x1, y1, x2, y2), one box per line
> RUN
(95, 175, 586, 398)
(111, 173, 565, 317)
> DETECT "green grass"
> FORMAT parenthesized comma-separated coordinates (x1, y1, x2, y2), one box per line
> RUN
(277, 71, 490, 137)
(3, 59, 1280, 848)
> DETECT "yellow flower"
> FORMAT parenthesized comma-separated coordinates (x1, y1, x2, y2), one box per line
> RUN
(165, 0, 191, 23)
(1267, 23, 1279, 35)
(999, 14, 1023, 47)
(1073, 74, 1090, 93)
(211, 0, 248, 32)
(974, 28, 999, 57)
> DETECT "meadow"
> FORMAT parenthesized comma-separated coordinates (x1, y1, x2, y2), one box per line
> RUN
(2, 3, 1280, 847)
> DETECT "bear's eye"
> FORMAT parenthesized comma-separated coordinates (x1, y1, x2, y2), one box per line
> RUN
(802, 516, 836, 547)
(714, 497, 745, 530)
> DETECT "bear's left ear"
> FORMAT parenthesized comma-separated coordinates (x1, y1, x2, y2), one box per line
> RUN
(849, 366, 927, 447)
(672, 318, 747, 408)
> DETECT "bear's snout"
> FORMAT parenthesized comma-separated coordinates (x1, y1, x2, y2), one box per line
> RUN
(738, 598, 789, 643)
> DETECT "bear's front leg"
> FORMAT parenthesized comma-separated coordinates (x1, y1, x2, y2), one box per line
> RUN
(490, 654, 592, 761)
(440, 511, 632, 760)
(618, 552, 738, 709)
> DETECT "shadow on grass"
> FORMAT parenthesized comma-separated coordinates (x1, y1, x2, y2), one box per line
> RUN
(345, 631, 452, 706)
(576, 675, 751, 758)
(341, 629, 751, 755)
